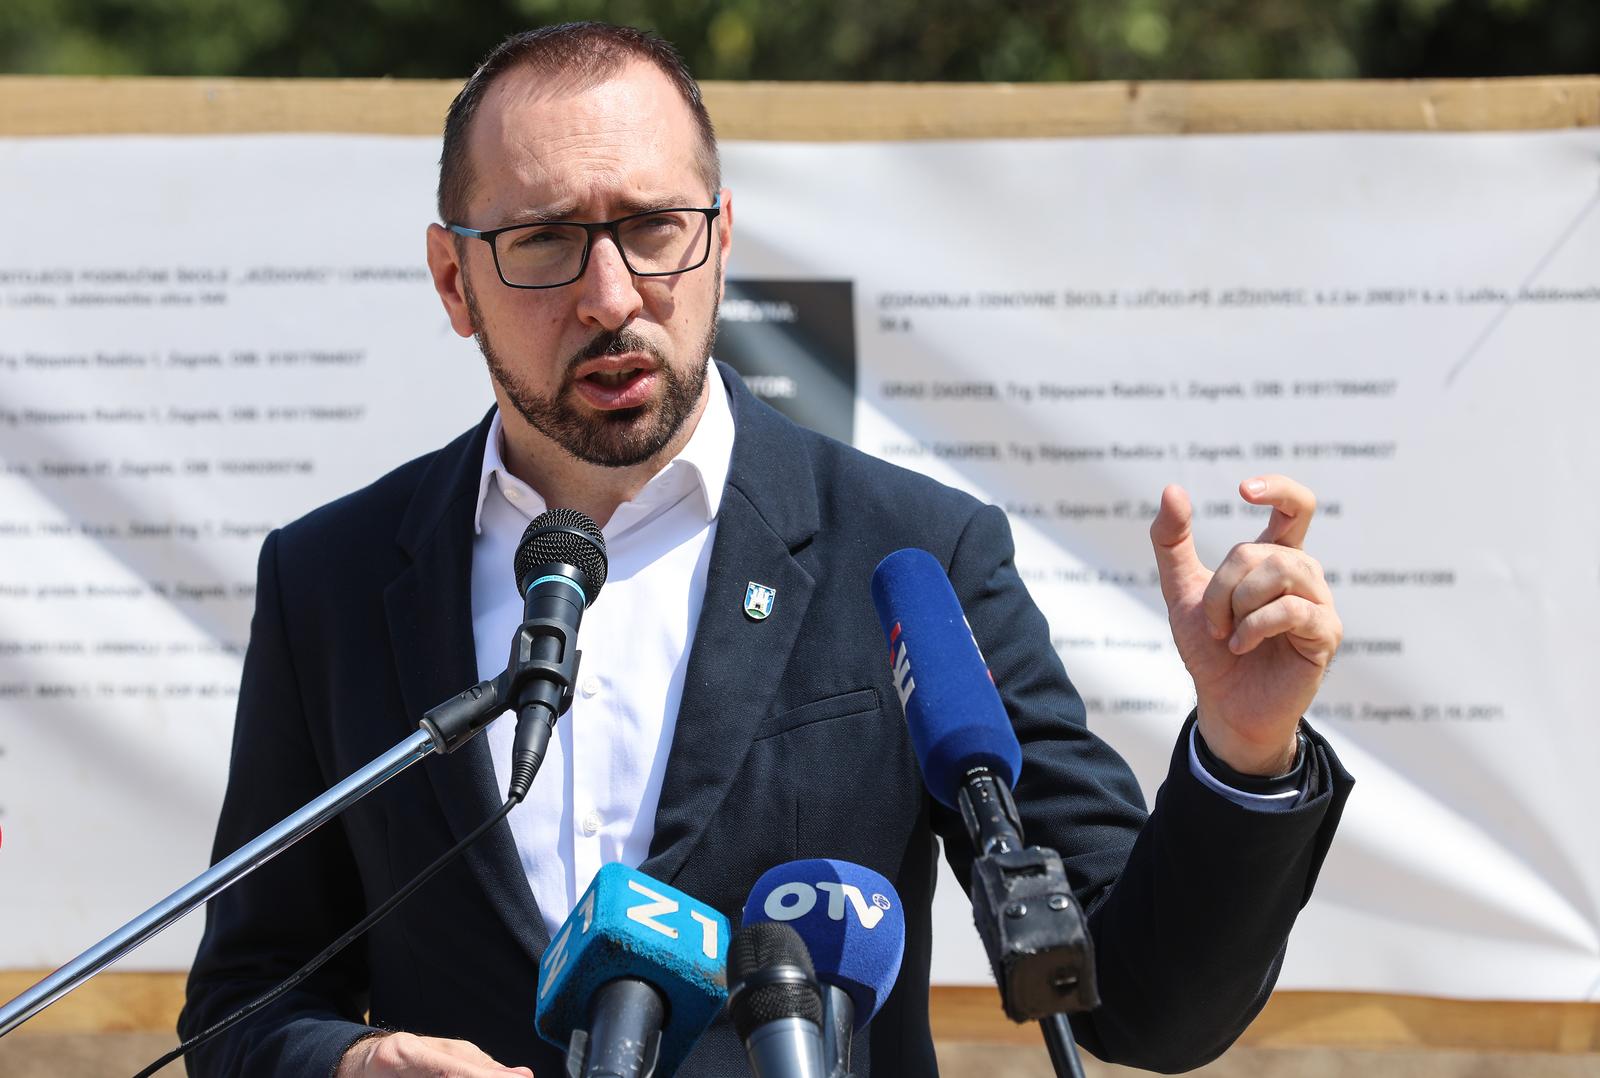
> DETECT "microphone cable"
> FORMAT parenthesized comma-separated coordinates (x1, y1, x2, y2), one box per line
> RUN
(130, 792, 521, 1078)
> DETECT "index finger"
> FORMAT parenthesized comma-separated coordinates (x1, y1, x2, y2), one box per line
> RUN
(1241, 474, 1317, 548)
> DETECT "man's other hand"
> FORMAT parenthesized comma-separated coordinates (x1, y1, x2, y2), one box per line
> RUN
(1150, 475, 1343, 776)
(335, 1031, 536, 1077)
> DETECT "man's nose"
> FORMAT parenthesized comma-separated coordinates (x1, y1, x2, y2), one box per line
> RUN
(573, 232, 643, 331)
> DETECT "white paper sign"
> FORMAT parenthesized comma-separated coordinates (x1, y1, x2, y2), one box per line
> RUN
(1, 131, 1597, 1001)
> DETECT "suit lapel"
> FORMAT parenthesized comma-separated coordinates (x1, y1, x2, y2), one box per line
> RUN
(384, 413, 550, 960)
(645, 367, 820, 885)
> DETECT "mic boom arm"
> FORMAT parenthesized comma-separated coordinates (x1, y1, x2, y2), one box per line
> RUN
(0, 725, 439, 1038)
(1, 509, 610, 1040)
(0, 602, 574, 1040)
(0, 620, 569, 1043)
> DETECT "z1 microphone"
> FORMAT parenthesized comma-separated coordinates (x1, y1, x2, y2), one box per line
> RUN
(870, 547, 1098, 1021)
(536, 863, 729, 1078)
(506, 508, 608, 799)
(726, 921, 825, 1078)
(742, 860, 906, 1078)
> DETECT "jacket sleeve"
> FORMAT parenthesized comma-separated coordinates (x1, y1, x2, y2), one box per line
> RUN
(934, 503, 1353, 1073)
(180, 530, 381, 1077)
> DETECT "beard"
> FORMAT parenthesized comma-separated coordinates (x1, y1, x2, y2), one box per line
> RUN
(465, 271, 718, 469)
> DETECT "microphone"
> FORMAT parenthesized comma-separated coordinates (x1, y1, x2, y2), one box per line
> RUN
(742, 860, 906, 1078)
(726, 922, 825, 1078)
(507, 508, 608, 800)
(416, 509, 606, 777)
(870, 547, 1098, 1021)
(867, 547, 1021, 810)
(535, 862, 729, 1078)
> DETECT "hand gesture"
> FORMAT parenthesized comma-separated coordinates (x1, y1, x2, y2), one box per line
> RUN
(1149, 475, 1342, 775)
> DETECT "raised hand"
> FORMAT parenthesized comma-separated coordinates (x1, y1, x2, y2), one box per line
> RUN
(1148, 475, 1342, 775)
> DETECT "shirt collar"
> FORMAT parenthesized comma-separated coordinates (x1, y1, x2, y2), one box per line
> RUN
(473, 359, 735, 536)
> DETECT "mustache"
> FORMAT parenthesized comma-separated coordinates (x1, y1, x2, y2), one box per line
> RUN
(565, 328, 667, 374)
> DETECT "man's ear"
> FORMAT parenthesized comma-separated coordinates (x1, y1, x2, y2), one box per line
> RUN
(714, 187, 733, 303)
(426, 223, 476, 338)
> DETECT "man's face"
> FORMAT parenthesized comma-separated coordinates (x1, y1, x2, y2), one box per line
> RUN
(427, 60, 730, 468)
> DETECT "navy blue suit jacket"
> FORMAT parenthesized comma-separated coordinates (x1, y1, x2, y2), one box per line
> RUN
(182, 364, 1351, 1076)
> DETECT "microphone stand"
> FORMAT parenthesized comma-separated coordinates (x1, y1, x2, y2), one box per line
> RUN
(957, 769, 1097, 1078)
(0, 602, 577, 1038)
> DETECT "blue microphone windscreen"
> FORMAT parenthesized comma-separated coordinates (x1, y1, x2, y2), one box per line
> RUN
(870, 547, 1023, 807)
(536, 863, 730, 1075)
(742, 859, 905, 1025)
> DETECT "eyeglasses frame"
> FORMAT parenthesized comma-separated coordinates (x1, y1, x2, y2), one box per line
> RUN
(445, 193, 723, 290)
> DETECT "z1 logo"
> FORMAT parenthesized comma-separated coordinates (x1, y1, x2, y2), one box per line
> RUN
(763, 881, 890, 929)
(539, 878, 721, 1002)
(624, 878, 722, 960)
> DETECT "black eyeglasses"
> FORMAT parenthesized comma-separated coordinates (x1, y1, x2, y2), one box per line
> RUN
(447, 195, 721, 289)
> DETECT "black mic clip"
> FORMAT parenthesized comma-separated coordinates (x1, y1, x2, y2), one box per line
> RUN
(969, 847, 1098, 1021)
(958, 770, 1100, 1022)
(505, 601, 582, 726)
(502, 568, 587, 796)
(420, 675, 509, 754)
(415, 574, 584, 758)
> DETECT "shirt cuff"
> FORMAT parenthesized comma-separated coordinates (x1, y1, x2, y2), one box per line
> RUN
(1186, 721, 1309, 813)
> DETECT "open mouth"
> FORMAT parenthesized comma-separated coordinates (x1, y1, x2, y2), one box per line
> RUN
(585, 367, 642, 388)
(574, 364, 657, 409)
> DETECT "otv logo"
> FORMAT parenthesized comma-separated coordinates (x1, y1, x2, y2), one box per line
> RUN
(761, 880, 892, 930)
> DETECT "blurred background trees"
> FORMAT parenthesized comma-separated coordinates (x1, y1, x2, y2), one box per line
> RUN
(0, 0, 1594, 81)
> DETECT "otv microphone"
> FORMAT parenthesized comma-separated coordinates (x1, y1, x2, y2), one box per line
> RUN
(536, 863, 729, 1078)
(742, 860, 906, 1078)
(870, 547, 1098, 1021)
(726, 921, 825, 1078)
(507, 508, 607, 799)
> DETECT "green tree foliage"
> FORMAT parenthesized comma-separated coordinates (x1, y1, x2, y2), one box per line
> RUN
(0, 0, 1593, 80)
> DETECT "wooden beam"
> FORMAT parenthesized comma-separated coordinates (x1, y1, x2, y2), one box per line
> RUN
(702, 77, 1600, 138)
(2, 972, 1596, 1054)
(0, 972, 184, 1035)
(930, 987, 1600, 1054)
(2, 76, 1596, 139)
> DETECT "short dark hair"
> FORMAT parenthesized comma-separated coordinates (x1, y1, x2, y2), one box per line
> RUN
(437, 22, 721, 223)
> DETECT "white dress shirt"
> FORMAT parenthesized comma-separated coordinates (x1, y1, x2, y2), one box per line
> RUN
(470, 363, 734, 941)
(469, 363, 1303, 940)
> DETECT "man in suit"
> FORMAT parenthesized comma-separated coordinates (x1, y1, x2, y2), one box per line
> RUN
(182, 22, 1351, 1077)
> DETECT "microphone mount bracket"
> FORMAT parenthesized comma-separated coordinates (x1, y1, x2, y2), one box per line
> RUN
(418, 586, 585, 756)
(506, 612, 581, 727)
(959, 771, 1100, 1022)
(958, 765, 1026, 856)
(420, 675, 508, 753)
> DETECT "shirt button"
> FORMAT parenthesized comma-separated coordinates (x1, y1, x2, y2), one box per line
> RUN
(581, 811, 602, 836)
(581, 674, 601, 697)
(504, 486, 519, 500)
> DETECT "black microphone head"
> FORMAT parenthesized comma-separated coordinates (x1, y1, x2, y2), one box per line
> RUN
(514, 508, 608, 603)
(726, 922, 822, 1040)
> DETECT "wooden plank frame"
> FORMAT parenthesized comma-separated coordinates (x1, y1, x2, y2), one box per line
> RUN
(0, 972, 1595, 1054)
(0, 74, 1597, 1054)
(0, 75, 1597, 138)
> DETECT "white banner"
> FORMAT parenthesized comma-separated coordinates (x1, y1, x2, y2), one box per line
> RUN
(1, 130, 1597, 1001)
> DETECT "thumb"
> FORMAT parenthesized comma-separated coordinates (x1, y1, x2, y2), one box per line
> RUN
(1149, 484, 1207, 607)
